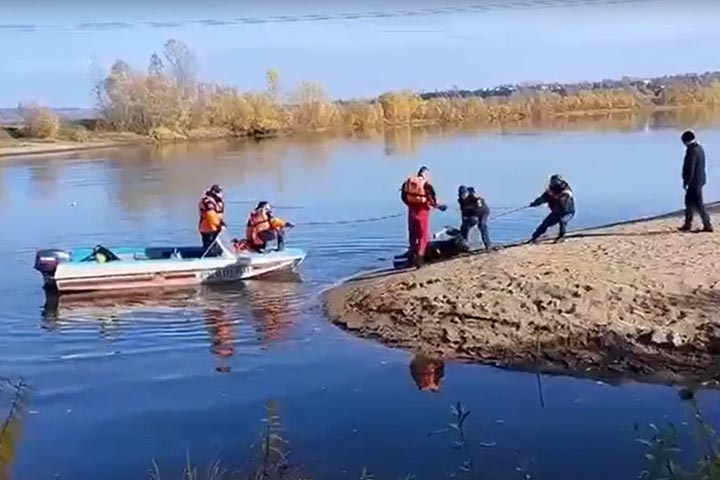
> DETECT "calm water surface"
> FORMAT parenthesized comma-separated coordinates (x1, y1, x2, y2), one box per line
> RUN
(2, 123, 720, 479)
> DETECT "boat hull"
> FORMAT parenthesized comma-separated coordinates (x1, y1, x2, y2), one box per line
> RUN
(43, 249, 305, 294)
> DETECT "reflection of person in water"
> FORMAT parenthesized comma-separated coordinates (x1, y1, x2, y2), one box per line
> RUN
(204, 308, 235, 373)
(250, 298, 295, 348)
(246, 280, 301, 348)
(409, 354, 445, 392)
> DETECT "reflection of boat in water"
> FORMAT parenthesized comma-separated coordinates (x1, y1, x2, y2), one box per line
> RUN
(41, 271, 305, 323)
(34, 232, 306, 294)
(41, 273, 306, 371)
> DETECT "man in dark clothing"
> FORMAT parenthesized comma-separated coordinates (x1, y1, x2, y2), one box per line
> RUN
(458, 186, 491, 250)
(680, 130, 713, 232)
(528, 174, 575, 243)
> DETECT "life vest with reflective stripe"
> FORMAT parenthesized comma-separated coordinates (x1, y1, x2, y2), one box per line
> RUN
(198, 194, 225, 233)
(403, 175, 428, 206)
(246, 208, 271, 246)
(547, 187, 572, 200)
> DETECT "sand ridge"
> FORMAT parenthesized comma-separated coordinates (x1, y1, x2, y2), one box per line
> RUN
(325, 210, 720, 385)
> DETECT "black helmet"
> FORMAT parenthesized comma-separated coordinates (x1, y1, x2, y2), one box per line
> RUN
(549, 174, 563, 186)
(681, 130, 696, 143)
(458, 185, 468, 195)
(209, 184, 222, 195)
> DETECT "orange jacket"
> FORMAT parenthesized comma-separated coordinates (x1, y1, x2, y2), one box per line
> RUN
(401, 175, 438, 209)
(199, 194, 225, 233)
(246, 208, 287, 246)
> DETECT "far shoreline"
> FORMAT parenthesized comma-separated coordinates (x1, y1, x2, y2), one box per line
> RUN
(2, 104, 719, 160)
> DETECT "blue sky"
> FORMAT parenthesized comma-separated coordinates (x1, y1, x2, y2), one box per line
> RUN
(0, 0, 719, 107)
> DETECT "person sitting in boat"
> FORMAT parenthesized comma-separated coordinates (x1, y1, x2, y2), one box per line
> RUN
(198, 184, 226, 256)
(246, 201, 294, 253)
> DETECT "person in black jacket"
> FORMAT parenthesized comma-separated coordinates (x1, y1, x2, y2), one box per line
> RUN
(457, 186, 491, 250)
(680, 130, 713, 232)
(528, 174, 575, 243)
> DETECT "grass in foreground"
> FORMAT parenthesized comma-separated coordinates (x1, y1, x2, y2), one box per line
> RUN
(2, 377, 720, 480)
(148, 391, 720, 480)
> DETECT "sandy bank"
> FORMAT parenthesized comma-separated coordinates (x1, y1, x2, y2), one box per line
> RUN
(0, 133, 148, 159)
(325, 207, 720, 385)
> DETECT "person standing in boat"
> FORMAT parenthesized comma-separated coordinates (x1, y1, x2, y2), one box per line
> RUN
(246, 201, 294, 253)
(401, 166, 447, 268)
(528, 174, 575, 243)
(198, 184, 226, 255)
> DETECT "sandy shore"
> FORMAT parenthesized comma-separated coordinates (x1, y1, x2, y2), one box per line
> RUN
(325, 207, 720, 385)
(0, 134, 148, 159)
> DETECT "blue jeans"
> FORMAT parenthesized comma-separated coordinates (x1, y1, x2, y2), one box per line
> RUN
(460, 211, 491, 249)
(532, 212, 574, 241)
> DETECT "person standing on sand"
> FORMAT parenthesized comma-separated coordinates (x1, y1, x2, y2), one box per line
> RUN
(528, 174, 575, 243)
(458, 186, 491, 251)
(401, 166, 447, 268)
(680, 130, 713, 232)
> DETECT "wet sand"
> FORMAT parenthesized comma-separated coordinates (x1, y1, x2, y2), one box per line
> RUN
(0, 134, 147, 159)
(325, 207, 720, 385)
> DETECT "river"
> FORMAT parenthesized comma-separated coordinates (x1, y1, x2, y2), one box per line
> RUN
(2, 118, 720, 479)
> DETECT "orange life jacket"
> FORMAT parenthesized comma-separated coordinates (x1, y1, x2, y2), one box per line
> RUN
(246, 208, 271, 246)
(403, 175, 428, 206)
(198, 194, 225, 233)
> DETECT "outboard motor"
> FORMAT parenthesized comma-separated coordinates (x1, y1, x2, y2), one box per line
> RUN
(34, 249, 71, 276)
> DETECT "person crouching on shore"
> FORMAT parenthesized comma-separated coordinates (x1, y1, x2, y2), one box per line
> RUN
(528, 174, 575, 244)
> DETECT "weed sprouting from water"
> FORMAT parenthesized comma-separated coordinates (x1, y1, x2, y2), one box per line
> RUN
(0, 377, 31, 480)
(150, 401, 307, 480)
(635, 390, 720, 480)
(636, 423, 684, 480)
(447, 402, 478, 479)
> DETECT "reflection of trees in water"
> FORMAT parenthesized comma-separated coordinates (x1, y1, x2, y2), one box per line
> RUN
(9, 106, 720, 214)
(384, 126, 424, 157)
(380, 107, 720, 157)
(27, 162, 62, 200)
(105, 137, 340, 217)
(649, 107, 720, 131)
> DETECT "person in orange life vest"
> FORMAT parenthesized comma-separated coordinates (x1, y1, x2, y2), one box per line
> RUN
(409, 355, 445, 393)
(198, 184, 226, 255)
(204, 308, 235, 373)
(401, 166, 447, 267)
(246, 201, 294, 252)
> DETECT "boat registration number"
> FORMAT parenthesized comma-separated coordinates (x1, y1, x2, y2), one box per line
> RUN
(202, 265, 249, 281)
